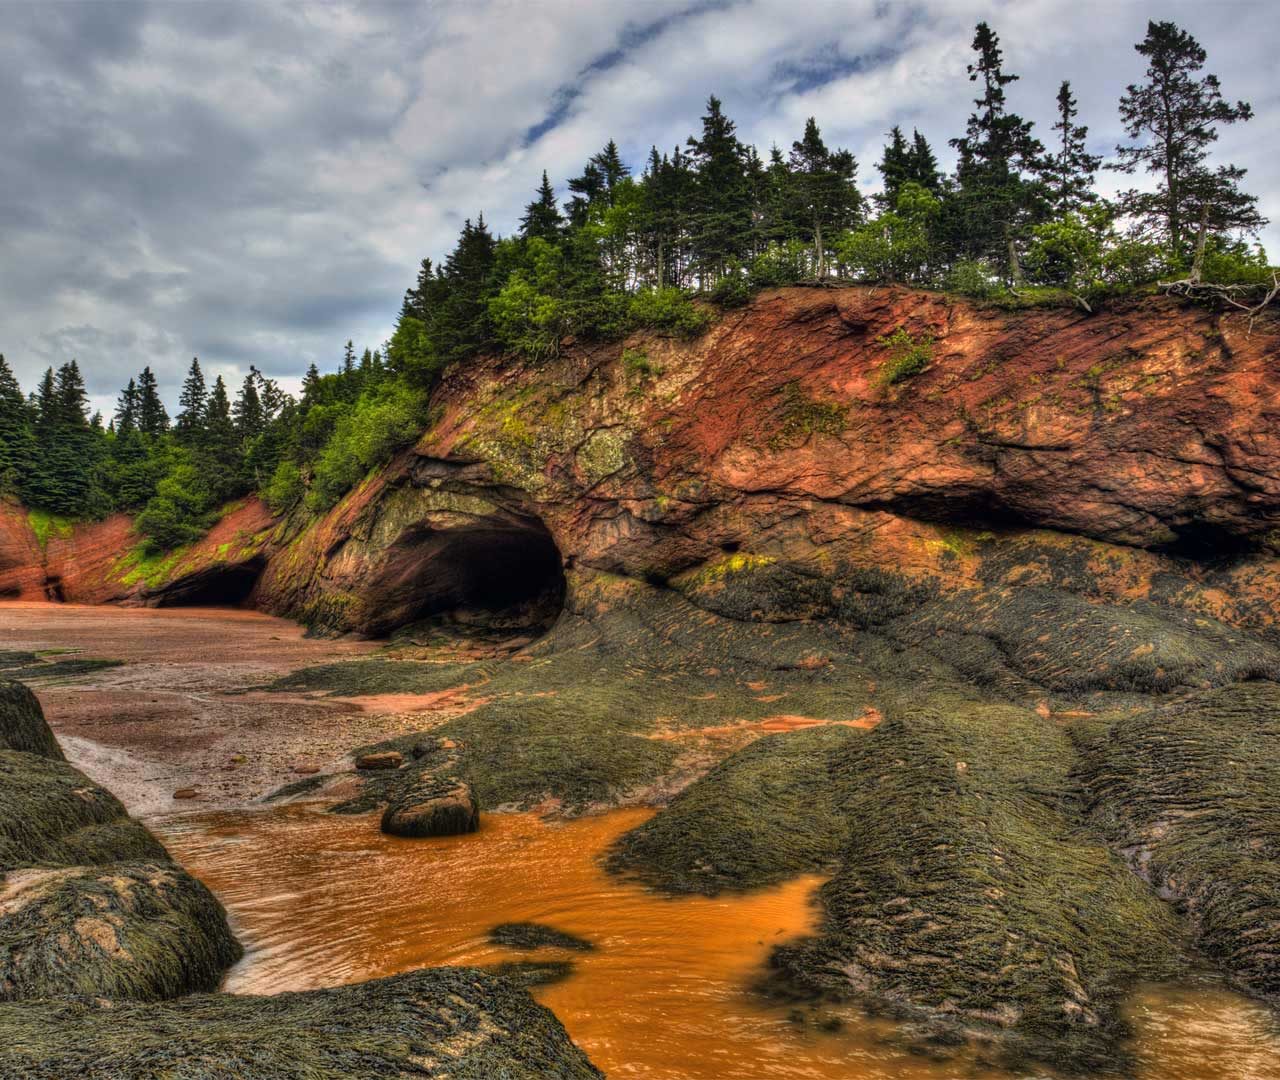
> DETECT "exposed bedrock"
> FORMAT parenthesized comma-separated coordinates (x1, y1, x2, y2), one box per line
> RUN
(1077, 681, 1280, 1003)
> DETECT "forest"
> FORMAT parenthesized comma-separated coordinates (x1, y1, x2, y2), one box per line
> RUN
(0, 19, 1271, 552)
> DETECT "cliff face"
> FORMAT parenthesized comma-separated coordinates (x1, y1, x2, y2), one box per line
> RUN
(5, 287, 1278, 634)
(250, 285, 1280, 640)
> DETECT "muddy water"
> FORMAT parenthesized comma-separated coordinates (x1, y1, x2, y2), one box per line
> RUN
(155, 805, 1280, 1080)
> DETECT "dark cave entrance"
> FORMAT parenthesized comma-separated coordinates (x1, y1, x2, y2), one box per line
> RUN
(152, 558, 266, 608)
(362, 513, 567, 640)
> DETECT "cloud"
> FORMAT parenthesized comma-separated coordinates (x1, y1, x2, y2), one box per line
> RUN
(0, 0, 1274, 418)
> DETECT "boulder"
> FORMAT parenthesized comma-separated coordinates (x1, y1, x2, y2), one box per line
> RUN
(381, 775, 478, 837)
(0, 862, 242, 1001)
(0, 681, 63, 761)
(355, 750, 403, 771)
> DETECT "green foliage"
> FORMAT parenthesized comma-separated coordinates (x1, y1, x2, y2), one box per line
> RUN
(305, 383, 426, 511)
(627, 287, 711, 337)
(709, 268, 753, 308)
(944, 258, 1001, 298)
(875, 327, 935, 385)
(25, 509, 73, 550)
(262, 459, 304, 514)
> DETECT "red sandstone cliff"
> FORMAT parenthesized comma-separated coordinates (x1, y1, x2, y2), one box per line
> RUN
(2, 287, 1278, 636)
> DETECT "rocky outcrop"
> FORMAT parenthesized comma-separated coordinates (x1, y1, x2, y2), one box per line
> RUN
(0, 968, 602, 1079)
(381, 774, 479, 837)
(0, 681, 63, 760)
(1077, 681, 1280, 1003)
(0, 683, 242, 1001)
(242, 289, 1280, 1069)
(0, 498, 275, 606)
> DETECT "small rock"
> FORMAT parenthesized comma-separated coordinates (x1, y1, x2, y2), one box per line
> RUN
(293, 765, 320, 775)
(355, 751, 403, 771)
(381, 775, 479, 837)
(172, 788, 199, 800)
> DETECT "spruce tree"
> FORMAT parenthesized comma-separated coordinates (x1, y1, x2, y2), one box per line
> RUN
(685, 96, 751, 283)
(1113, 20, 1262, 263)
(789, 118, 860, 278)
(520, 171, 564, 242)
(906, 130, 943, 194)
(0, 354, 34, 494)
(947, 22, 1047, 281)
(233, 367, 265, 439)
(136, 366, 169, 436)
(1045, 81, 1100, 214)
(876, 126, 912, 210)
(200, 375, 242, 504)
(114, 378, 139, 434)
(175, 358, 206, 439)
(434, 216, 498, 364)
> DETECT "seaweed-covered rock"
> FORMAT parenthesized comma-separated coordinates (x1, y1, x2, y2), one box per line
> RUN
(609, 725, 858, 894)
(0, 697, 243, 1004)
(381, 774, 479, 837)
(768, 696, 1182, 1071)
(0, 862, 241, 1001)
(0, 680, 63, 761)
(0, 967, 602, 1079)
(1077, 681, 1280, 1001)
(0, 751, 168, 871)
(489, 922, 594, 952)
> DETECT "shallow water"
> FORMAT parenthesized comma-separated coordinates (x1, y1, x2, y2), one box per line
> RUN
(156, 804, 1280, 1080)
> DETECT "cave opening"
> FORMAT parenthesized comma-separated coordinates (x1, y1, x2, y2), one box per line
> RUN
(152, 558, 266, 608)
(362, 513, 567, 640)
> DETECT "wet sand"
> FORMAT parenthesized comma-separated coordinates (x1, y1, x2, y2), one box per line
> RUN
(0, 601, 451, 816)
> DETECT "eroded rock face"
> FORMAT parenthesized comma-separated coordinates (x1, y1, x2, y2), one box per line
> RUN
(0, 968, 602, 1079)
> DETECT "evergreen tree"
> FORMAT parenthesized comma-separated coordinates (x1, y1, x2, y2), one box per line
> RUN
(1045, 81, 1100, 214)
(200, 375, 241, 504)
(136, 366, 169, 436)
(906, 130, 943, 193)
(520, 171, 564, 242)
(233, 367, 265, 439)
(685, 95, 751, 283)
(947, 22, 1047, 281)
(300, 363, 323, 407)
(114, 378, 139, 434)
(1113, 20, 1262, 263)
(175, 358, 206, 440)
(0, 354, 34, 494)
(434, 216, 498, 364)
(789, 118, 861, 277)
(876, 126, 912, 210)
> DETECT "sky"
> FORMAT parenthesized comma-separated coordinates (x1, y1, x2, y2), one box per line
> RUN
(1, 0, 1276, 418)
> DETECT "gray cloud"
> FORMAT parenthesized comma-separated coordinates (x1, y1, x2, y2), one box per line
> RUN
(0, 0, 1275, 418)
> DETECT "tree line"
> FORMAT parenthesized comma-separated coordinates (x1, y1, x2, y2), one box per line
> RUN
(388, 18, 1268, 378)
(0, 18, 1269, 552)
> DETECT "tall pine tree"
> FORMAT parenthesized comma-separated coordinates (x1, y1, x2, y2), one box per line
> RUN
(1113, 20, 1262, 266)
(175, 358, 206, 440)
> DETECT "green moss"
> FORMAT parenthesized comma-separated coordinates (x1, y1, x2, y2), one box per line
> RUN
(1075, 681, 1280, 1001)
(25, 510, 73, 550)
(767, 694, 1182, 1072)
(609, 725, 859, 894)
(875, 327, 935, 386)
(770, 382, 848, 448)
